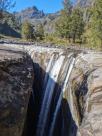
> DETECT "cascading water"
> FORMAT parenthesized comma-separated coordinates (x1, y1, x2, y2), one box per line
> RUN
(2, 44, 78, 136)
(36, 54, 65, 136)
(49, 55, 75, 136)
(34, 52, 76, 136)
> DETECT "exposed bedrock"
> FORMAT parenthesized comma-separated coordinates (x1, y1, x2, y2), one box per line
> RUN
(70, 53, 102, 136)
(30, 50, 102, 136)
(27, 46, 102, 136)
(0, 44, 102, 136)
(0, 46, 33, 136)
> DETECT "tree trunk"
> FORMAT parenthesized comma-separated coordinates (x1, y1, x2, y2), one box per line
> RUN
(73, 34, 76, 43)
(68, 36, 71, 43)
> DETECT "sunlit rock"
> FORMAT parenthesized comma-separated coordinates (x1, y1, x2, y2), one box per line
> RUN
(0, 46, 33, 136)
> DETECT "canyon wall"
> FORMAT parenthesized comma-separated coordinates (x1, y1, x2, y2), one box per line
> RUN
(0, 46, 33, 136)
(0, 44, 102, 136)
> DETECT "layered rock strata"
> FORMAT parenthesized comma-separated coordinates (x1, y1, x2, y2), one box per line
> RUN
(69, 53, 102, 136)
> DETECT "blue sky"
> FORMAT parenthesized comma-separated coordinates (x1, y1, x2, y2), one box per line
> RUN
(13, 0, 75, 13)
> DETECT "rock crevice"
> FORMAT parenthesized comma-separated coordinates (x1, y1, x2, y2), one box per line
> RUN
(0, 44, 102, 136)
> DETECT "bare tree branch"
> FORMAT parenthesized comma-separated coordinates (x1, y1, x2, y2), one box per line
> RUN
(0, 0, 15, 18)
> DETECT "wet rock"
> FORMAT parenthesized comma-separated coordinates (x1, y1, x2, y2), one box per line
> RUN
(0, 46, 33, 136)
(1, 44, 102, 136)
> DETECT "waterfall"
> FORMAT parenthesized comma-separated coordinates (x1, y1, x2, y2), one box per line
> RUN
(35, 53, 76, 136)
(1, 44, 78, 136)
(36, 54, 65, 136)
(43, 54, 55, 90)
(49, 55, 75, 136)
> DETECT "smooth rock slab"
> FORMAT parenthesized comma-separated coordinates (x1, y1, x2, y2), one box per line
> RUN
(0, 46, 33, 136)
(71, 52, 102, 136)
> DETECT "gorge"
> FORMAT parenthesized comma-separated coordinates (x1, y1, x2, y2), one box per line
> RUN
(0, 43, 102, 136)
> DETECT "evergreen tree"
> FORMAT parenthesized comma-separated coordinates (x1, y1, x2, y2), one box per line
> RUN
(36, 23, 44, 40)
(55, 0, 84, 43)
(90, 0, 102, 47)
(63, 0, 72, 14)
(21, 21, 34, 41)
(55, 0, 72, 42)
(56, 10, 70, 39)
(70, 8, 84, 43)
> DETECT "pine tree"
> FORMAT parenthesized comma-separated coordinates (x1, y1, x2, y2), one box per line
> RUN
(36, 23, 44, 40)
(21, 21, 34, 41)
(70, 8, 84, 43)
(63, 0, 72, 14)
(90, 0, 102, 48)
(55, 0, 72, 42)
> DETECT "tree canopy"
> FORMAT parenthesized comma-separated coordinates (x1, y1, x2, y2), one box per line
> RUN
(36, 23, 44, 40)
(0, 0, 15, 11)
(0, 0, 15, 18)
(70, 8, 84, 43)
(55, 0, 84, 43)
(90, 0, 102, 47)
(21, 21, 34, 41)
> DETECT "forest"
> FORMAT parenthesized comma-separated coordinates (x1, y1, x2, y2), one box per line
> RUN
(0, 0, 102, 49)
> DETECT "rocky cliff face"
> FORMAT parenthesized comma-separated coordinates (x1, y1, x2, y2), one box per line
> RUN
(77, 0, 95, 7)
(29, 47, 102, 136)
(64, 52, 102, 136)
(25, 44, 102, 136)
(73, 53, 102, 136)
(15, 6, 60, 33)
(15, 6, 45, 22)
(0, 46, 33, 136)
(0, 12, 21, 37)
(0, 43, 102, 136)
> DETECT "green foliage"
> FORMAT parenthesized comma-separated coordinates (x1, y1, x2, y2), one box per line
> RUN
(54, 0, 102, 49)
(55, 0, 72, 41)
(36, 23, 44, 40)
(70, 8, 85, 43)
(21, 21, 34, 41)
(0, 1, 20, 38)
(90, 0, 102, 48)
(83, 0, 102, 49)
(0, 12, 21, 37)
(55, 10, 71, 39)
(3, 13, 20, 31)
(63, 0, 72, 14)
(0, 0, 15, 19)
(21, 22, 45, 41)
(55, 0, 84, 43)
(45, 34, 69, 46)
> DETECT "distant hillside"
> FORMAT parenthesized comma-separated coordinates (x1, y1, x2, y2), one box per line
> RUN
(77, 0, 95, 7)
(15, 6, 45, 22)
(0, 23, 21, 38)
(15, 6, 60, 34)
(0, 1, 95, 38)
(0, 12, 21, 38)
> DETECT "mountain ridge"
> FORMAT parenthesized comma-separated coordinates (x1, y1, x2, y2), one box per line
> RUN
(15, 6, 60, 34)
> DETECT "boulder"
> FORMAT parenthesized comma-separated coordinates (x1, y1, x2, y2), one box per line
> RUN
(0, 46, 33, 136)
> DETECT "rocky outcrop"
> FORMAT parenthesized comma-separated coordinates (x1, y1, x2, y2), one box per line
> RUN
(69, 52, 102, 136)
(15, 6, 60, 34)
(0, 43, 102, 136)
(15, 6, 45, 22)
(0, 46, 33, 136)
(77, 0, 95, 7)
